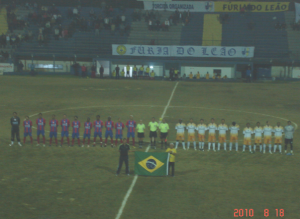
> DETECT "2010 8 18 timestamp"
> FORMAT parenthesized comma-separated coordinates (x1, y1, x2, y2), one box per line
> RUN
(234, 209, 284, 217)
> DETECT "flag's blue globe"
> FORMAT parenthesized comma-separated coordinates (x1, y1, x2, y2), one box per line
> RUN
(146, 159, 157, 169)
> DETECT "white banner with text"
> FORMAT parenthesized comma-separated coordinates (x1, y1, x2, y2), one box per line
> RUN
(143, 1, 214, 12)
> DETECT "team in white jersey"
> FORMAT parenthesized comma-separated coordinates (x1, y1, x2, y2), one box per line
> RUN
(172, 119, 293, 154)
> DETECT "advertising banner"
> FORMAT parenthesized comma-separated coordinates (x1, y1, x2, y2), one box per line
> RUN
(0, 63, 14, 73)
(144, 1, 214, 12)
(214, 2, 290, 12)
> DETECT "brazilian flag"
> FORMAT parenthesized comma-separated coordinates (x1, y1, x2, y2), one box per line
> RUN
(135, 152, 170, 176)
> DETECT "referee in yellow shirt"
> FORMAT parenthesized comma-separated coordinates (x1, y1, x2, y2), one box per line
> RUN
(166, 143, 176, 177)
(159, 118, 169, 149)
(148, 117, 159, 149)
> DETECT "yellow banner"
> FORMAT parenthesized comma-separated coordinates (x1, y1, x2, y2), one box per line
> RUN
(215, 2, 290, 12)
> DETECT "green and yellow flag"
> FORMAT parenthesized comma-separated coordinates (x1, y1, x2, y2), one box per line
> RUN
(135, 152, 169, 176)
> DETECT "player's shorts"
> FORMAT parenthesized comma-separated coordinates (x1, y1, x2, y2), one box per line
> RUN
(285, 138, 293, 144)
(198, 134, 205, 142)
(133, 71, 137, 76)
(72, 133, 80, 139)
(138, 132, 145, 138)
(105, 131, 113, 139)
(208, 134, 216, 142)
(264, 136, 272, 144)
(254, 137, 262, 144)
(188, 134, 195, 142)
(243, 138, 251, 145)
(230, 135, 238, 143)
(127, 132, 135, 138)
(149, 131, 157, 138)
(274, 137, 282, 144)
(176, 133, 185, 141)
(94, 132, 102, 138)
(49, 132, 57, 138)
(83, 133, 91, 139)
(115, 134, 123, 139)
(24, 132, 32, 137)
(218, 135, 226, 143)
(37, 130, 45, 136)
(160, 132, 168, 139)
(138, 71, 143, 75)
(61, 131, 69, 137)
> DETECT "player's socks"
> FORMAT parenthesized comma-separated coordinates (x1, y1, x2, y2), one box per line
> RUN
(224, 143, 227, 151)
(198, 142, 201, 149)
(243, 145, 246, 152)
(115, 139, 118, 145)
(23, 137, 26, 144)
(229, 143, 232, 151)
(202, 142, 205, 150)
(175, 141, 179, 149)
(279, 145, 282, 153)
(182, 142, 186, 150)
(212, 143, 215, 151)
(259, 145, 262, 152)
(208, 143, 211, 150)
(105, 139, 107, 144)
(187, 142, 190, 150)
(93, 137, 96, 143)
(263, 144, 266, 153)
(253, 145, 256, 151)
(217, 143, 220, 151)
(132, 138, 135, 146)
(269, 144, 272, 154)
(235, 143, 238, 151)
(249, 145, 252, 152)
(274, 145, 277, 153)
(193, 142, 196, 150)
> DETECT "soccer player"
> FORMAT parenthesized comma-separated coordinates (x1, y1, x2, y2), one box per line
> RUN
(196, 119, 207, 151)
(105, 116, 114, 147)
(284, 121, 294, 154)
(273, 122, 284, 154)
(23, 116, 33, 145)
(218, 119, 228, 151)
(159, 118, 169, 149)
(10, 112, 22, 146)
(60, 114, 70, 146)
(243, 123, 253, 153)
(186, 118, 197, 150)
(175, 119, 186, 150)
(263, 121, 273, 154)
(137, 120, 145, 148)
(229, 122, 239, 151)
(93, 115, 104, 147)
(253, 122, 263, 153)
(82, 117, 93, 147)
(207, 118, 217, 152)
(115, 118, 125, 146)
(49, 114, 59, 146)
(126, 115, 136, 147)
(36, 113, 46, 146)
(148, 117, 159, 149)
(71, 116, 81, 147)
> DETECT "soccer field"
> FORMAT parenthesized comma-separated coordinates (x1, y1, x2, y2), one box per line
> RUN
(0, 76, 299, 219)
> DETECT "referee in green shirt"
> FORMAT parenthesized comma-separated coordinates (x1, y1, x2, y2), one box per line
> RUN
(136, 120, 145, 148)
(148, 117, 159, 149)
(159, 118, 169, 149)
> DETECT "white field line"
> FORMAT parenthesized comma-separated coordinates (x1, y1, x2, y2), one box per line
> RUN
(115, 82, 179, 219)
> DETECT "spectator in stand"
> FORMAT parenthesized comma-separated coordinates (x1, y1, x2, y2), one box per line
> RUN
(18, 61, 24, 72)
(6, 34, 10, 47)
(115, 65, 120, 79)
(145, 66, 150, 78)
(112, 69, 116, 78)
(81, 64, 87, 77)
(89, 9, 95, 19)
(120, 68, 125, 78)
(73, 7, 79, 17)
(144, 10, 149, 22)
(111, 22, 115, 35)
(120, 23, 125, 36)
(150, 70, 155, 80)
(148, 19, 153, 31)
(164, 19, 170, 31)
(174, 69, 179, 80)
(223, 75, 228, 79)
(133, 65, 137, 78)
(121, 14, 126, 23)
(182, 73, 186, 80)
(126, 64, 130, 77)
(189, 72, 193, 79)
(38, 33, 44, 47)
(54, 27, 59, 40)
(246, 67, 252, 83)
(101, 0, 106, 9)
(91, 64, 96, 78)
(169, 68, 174, 81)
(100, 65, 104, 78)
(139, 65, 144, 78)
(104, 16, 110, 29)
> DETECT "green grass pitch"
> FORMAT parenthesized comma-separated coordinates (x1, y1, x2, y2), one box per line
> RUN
(0, 76, 299, 219)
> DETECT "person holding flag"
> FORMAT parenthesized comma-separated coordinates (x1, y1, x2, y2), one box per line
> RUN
(71, 116, 81, 147)
(60, 114, 70, 147)
(136, 119, 145, 148)
(36, 113, 46, 147)
(115, 118, 125, 146)
(23, 116, 33, 145)
(126, 115, 136, 148)
(159, 118, 169, 149)
(49, 114, 59, 146)
(82, 117, 93, 147)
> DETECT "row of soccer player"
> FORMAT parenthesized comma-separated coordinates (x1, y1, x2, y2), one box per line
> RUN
(12, 114, 294, 154)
